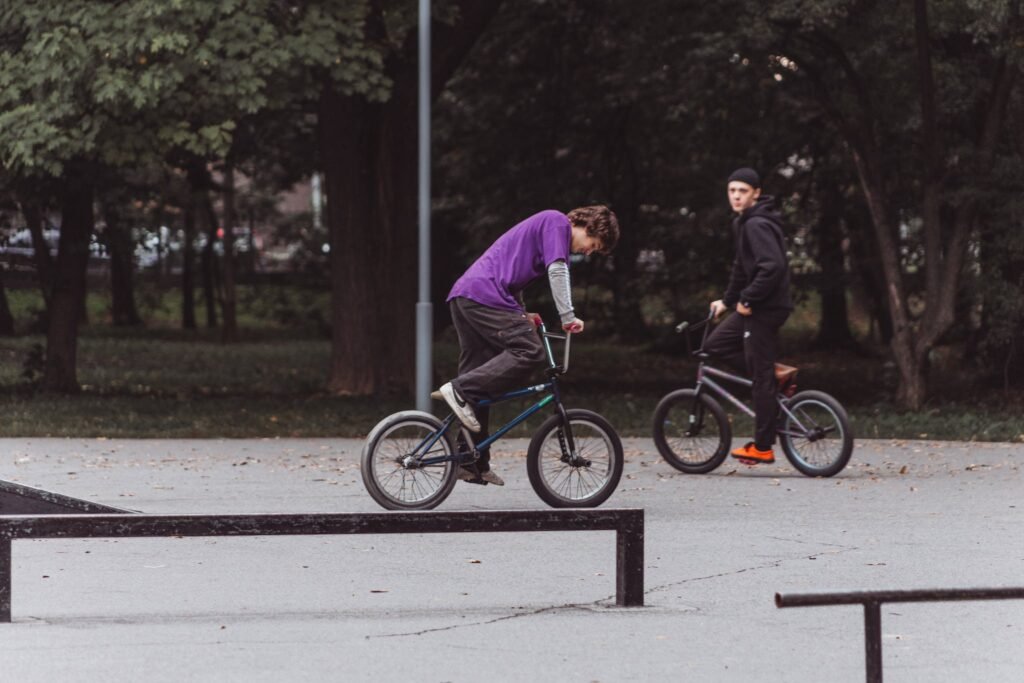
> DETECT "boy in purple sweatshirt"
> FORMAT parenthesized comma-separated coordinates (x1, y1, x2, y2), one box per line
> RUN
(435, 206, 620, 485)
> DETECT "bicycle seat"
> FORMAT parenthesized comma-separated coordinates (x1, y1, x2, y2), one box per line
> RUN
(774, 363, 798, 385)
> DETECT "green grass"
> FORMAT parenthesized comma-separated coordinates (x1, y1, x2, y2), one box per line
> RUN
(2, 284, 1022, 440)
(3, 332, 1022, 441)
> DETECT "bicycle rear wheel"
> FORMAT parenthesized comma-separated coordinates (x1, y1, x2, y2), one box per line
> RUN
(652, 389, 731, 474)
(779, 390, 854, 477)
(361, 411, 459, 510)
(526, 409, 623, 508)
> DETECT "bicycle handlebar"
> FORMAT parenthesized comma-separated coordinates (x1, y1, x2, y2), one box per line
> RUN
(537, 322, 572, 374)
(674, 311, 717, 354)
(675, 311, 715, 334)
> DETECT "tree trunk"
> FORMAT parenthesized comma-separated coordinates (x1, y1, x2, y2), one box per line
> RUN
(201, 230, 218, 328)
(220, 161, 239, 343)
(182, 198, 197, 330)
(320, 88, 381, 395)
(21, 203, 54, 309)
(604, 108, 648, 343)
(194, 176, 219, 329)
(101, 200, 142, 326)
(895, 343, 929, 410)
(0, 267, 14, 336)
(812, 180, 855, 349)
(321, 0, 502, 396)
(44, 170, 94, 393)
(846, 203, 891, 345)
(850, 137, 931, 407)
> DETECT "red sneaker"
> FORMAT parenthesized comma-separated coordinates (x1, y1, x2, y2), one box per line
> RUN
(730, 442, 775, 464)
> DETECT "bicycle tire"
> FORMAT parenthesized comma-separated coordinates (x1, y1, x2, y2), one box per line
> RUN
(778, 390, 854, 477)
(652, 389, 731, 474)
(361, 410, 459, 510)
(526, 409, 623, 508)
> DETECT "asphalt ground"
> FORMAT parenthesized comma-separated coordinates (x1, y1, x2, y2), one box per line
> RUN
(0, 436, 1020, 682)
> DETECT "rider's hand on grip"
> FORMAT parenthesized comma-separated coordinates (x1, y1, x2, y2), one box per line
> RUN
(563, 318, 584, 333)
(709, 300, 727, 320)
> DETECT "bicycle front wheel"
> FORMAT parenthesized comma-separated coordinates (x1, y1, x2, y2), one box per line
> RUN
(361, 411, 459, 510)
(652, 389, 731, 474)
(779, 390, 854, 477)
(526, 409, 623, 508)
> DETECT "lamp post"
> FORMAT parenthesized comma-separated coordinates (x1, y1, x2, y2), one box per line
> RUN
(415, 0, 432, 411)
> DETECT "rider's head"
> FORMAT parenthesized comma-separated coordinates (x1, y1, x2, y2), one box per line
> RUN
(726, 167, 761, 214)
(567, 205, 620, 255)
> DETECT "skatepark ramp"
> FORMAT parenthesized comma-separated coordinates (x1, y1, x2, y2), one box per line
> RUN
(0, 478, 135, 515)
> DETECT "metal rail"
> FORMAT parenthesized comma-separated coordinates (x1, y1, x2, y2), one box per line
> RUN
(0, 508, 644, 622)
(776, 587, 1024, 682)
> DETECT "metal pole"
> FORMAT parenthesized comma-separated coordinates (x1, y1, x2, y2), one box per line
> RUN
(863, 601, 883, 683)
(415, 0, 433, 411)
(0, 537, 11, 623)
(615, 510, 645, 607)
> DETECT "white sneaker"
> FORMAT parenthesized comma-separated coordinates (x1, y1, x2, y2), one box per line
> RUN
(439, 382, 481, 432)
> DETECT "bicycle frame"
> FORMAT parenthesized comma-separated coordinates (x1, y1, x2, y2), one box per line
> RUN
(409, 323, 577, 468)
(682, 313, 817, 440)
(695, 363, 756, 419)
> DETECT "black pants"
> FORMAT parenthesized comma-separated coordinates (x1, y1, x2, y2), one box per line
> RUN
(448, 297, 546, 467)
(703, 309, 790, 451)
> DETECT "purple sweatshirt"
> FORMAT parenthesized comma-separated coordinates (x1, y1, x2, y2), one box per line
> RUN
(447, 210, 571, 313)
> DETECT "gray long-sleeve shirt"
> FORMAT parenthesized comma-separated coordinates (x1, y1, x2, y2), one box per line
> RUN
(547, 260, 575, 324)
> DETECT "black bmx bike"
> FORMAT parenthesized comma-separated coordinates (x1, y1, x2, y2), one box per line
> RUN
(362, 323, 624, 510)
(652, 313, 854, 477)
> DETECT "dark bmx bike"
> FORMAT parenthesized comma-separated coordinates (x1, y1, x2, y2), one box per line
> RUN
(652, 313, 854, 477)
(362, 323, 624, 510)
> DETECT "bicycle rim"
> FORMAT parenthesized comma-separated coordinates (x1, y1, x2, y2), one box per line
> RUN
(662, 405, 724, 466)
(536, 418, 616, 504)
(653, 389, 730, 473)
(782, 399, 847, 472)
(369, 422, 455, 506)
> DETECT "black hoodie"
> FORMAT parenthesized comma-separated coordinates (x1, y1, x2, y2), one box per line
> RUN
(722, 195, 793, 313)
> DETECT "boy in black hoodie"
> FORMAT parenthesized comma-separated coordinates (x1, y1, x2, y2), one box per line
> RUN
(706, 167, 793, 464)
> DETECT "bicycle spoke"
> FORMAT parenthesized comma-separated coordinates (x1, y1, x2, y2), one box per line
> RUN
(371, 423, 453, 504)
(652, 388, 736, 475)
(783, 399, 845, 470)
(536, 421, 614, 501)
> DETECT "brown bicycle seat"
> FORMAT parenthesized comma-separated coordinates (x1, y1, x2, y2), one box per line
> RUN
(774, 363, 798, 385)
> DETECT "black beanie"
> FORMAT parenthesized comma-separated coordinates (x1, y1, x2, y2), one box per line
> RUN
(727, 167, 761, 189)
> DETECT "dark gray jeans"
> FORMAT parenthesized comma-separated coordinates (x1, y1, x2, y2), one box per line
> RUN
(449, 297, 546, 464)
(703, 309, 790, 451)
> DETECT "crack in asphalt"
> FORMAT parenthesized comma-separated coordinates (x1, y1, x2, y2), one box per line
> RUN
(366, 603, 603, 639)
(644, 543, 859, 596)
(367, 542, 860, 639)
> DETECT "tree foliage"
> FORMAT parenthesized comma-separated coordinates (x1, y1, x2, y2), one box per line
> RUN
(1, 0, 1022, 407)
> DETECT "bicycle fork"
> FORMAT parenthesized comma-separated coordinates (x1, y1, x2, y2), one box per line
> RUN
(553, 403, 591, 467)
(685, 385, 709, 437)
